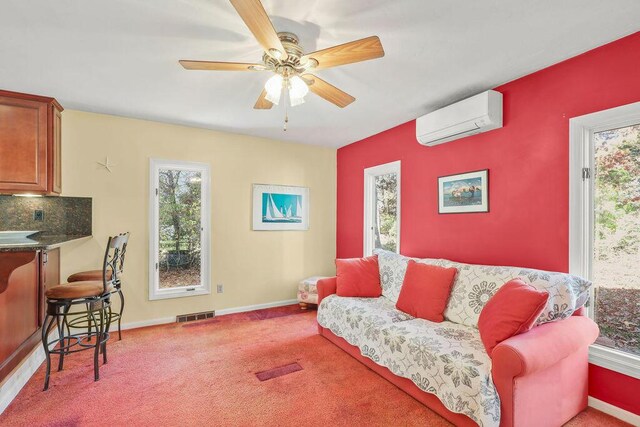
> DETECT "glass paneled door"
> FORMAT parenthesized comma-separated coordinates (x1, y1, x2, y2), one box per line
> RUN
(149, 159, 210, 300)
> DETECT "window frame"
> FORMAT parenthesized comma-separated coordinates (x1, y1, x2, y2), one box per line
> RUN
(148, 158, 211, 301)
(363, 161, 401, 256)
(569, 101, 640, 379)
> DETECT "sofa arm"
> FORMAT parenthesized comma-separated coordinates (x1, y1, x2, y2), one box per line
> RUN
(492, 316, 599, 427)
(492, 316, 598, 377)
(317, 277, 337, 306)
(317, 277, 337, 335)
(316, 277, 337, 305)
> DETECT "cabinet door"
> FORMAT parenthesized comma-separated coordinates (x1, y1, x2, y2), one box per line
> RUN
(0, 252, 39, 369)
(50, 106, 62, 194)
(0, 97, 48, 193)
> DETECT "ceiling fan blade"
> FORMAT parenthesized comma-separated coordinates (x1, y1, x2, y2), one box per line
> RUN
(254, 89, 274, 109)
(302, 74, 355, 108)
(179, 60, 266, 71)
(302, 36, 384, 70)
(229, 0, 288, 60)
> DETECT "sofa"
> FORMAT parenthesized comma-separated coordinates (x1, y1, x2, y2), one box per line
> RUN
(316, 250, 599, 427)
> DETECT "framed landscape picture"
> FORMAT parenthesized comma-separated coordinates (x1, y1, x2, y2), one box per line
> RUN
(252, 184, 309, 231)
(438, 169, 489, 214)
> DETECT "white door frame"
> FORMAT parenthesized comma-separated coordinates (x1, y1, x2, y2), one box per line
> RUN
(568, 101, 640, 379)
(363, 160, 401, 256)
(149, 158, 211, 300)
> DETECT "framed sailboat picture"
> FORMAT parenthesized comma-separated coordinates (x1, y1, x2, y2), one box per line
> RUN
(252, 184, 309, 231)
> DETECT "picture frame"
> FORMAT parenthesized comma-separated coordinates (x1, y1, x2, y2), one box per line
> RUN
(252, 184, 309, 231)
(438, 169, 489, 214)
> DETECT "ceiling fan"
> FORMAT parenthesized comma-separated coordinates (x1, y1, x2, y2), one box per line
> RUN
(179, 0, 385, 121)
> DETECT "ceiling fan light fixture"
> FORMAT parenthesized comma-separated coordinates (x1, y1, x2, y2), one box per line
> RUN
(305, 58, 319, 69)
(268, 48, 283, 59)
(289, 75, 309, 99)
(289, 94, 305, 107)
(264, 74, 283, 105)
(180, 1, 384, 116)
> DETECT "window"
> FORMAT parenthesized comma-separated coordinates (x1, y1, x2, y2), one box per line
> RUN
(569, 102, 640, 379)
(149, 159, 210, 300)
(364, 161, 400, 256)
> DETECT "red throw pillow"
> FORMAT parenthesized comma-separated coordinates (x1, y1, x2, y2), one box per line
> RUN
(335, 256, 381, 297)
(395, 260, 458, 322)
(478, 279, 549, 355)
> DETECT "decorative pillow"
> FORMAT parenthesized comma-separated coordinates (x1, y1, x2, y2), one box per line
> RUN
(396, 260, 457, 322)
(374, 249, 445, 303)
(336, 256, 381, 297)
(374, 249, 589, 327)
(443, 262, 591, 328)
(478, 279, 549, 355)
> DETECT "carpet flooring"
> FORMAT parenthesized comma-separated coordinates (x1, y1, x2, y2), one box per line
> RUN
(0, 305, 631, 426)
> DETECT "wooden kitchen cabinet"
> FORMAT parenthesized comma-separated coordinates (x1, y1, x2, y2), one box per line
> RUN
(0, 89, 64, 195)
(0, 248, 60, 383)
(0, 251, 40, 382)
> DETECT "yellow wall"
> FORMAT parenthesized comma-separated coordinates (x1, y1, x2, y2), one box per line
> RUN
(60, 110, 336, 325)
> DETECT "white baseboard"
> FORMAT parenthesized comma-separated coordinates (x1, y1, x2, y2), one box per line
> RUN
(120, 316, 175, 330)
(589, 396, 640, 426)
(0, 330, 58, 415)
(118, 298, 299, 330)
(215, 299, 298, 316)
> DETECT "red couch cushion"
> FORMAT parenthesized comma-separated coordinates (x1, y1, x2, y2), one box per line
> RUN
(395, 260, 457, 322)
(335, 256, 381, 297)
(478, 279, 549, 355)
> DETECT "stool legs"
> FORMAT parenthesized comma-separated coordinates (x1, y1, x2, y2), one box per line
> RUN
(56, 304, 71, 372)
(86, 302, 93, 342)
(116, 288, 124, 340)
(88, 303, 107, 381)
(42, 298, 110, 390)
(41, 314, 57, 391)
(102, 304, 112, 364)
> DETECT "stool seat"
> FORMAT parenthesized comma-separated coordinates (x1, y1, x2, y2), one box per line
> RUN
(46, 281, 111, 299)
(68, 269, 112, 282)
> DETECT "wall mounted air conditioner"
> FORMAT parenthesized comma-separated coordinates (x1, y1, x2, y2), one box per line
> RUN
(416, 90, 503, 146)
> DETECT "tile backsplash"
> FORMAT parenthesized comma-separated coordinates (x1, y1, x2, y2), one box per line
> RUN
(0, 196, 92, 236)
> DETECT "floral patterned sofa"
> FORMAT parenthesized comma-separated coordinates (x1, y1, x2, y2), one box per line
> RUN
(316, 250, 598, 427)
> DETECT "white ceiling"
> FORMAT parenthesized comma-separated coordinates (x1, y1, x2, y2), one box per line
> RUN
(1, 1, 638, 148)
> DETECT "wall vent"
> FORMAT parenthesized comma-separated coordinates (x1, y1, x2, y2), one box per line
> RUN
(176, 310, 215, 323)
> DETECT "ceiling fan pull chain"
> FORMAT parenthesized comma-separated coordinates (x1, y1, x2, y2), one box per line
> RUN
(284, 93, 289, 131)
(284, 113, 288, 131)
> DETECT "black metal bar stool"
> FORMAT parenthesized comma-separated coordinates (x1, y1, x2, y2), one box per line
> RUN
(66, 232, 129, 340)
(41, 234, 126, 390)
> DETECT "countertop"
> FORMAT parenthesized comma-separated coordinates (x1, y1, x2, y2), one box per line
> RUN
(0, 234, 91, 252)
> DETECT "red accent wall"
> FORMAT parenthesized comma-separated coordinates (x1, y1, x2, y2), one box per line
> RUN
(337, 32, 640, 414)
(589, 365, 639, 415)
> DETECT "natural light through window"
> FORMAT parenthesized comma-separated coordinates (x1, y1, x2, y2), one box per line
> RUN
(364, 161, 400, 256)
(592, 124, 640, 357)
(149, 159, 210, 300)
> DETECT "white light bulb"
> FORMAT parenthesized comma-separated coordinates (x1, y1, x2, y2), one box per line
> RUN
(289, 75, 309, 99)
(289, 94, 305, 107)
(264, 74, 283, 105)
